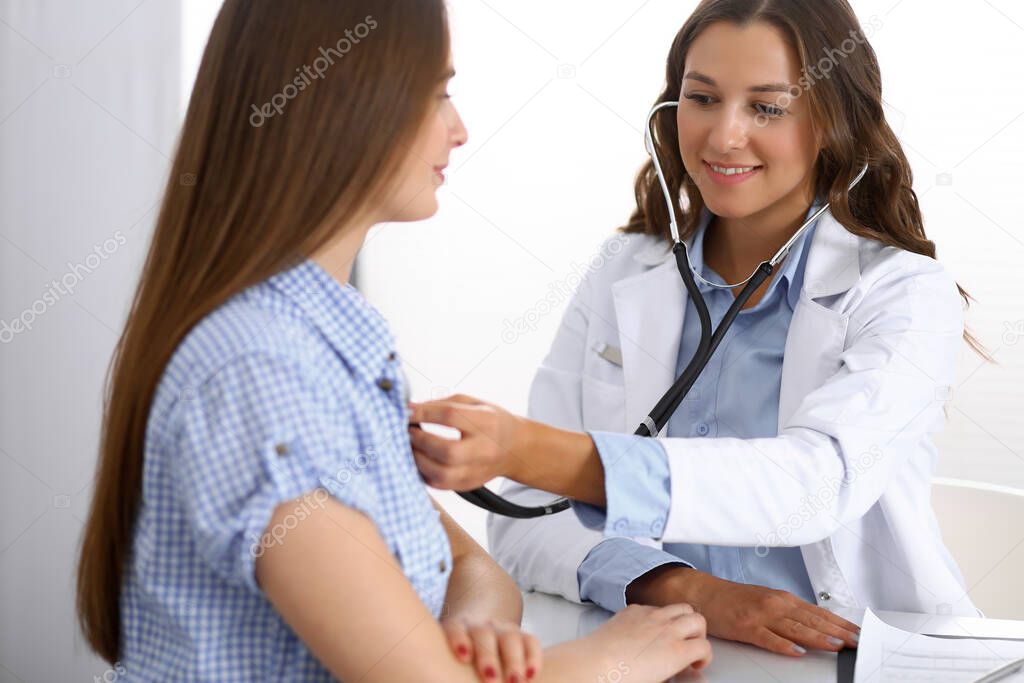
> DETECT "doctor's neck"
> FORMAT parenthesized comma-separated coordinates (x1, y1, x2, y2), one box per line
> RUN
(702, 185, 817, 284)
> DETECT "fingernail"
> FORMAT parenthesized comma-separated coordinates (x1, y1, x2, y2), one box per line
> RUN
(850, 633, 860, 644)
(509, 675, 519, 683)
(484, 666, 496, 679)
(456, 644, 468, 658)
(827, 636, 844, 647)
(526, 667, 535, 679)
(792, 645, 807, 655)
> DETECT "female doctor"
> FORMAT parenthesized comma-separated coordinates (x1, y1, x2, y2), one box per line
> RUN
(409, 0, 986, 660)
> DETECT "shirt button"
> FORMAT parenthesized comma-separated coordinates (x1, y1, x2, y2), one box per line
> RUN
(650, 517, 664, 534)
(388, 351, 397, 361)
(438, 559, 447, 573)
(274, 443, 289, 456)
(696, 422, 710, 436)
(377, 377, 394, 392)
(818, 591, 831, 602)
(613, 518, 628, 532)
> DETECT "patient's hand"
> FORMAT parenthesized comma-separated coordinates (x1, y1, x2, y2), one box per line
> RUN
(627, 566, 860, 657)
(441, 615, 542, 682)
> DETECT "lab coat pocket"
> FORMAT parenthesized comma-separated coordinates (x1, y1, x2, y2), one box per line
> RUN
(581, 373, 627, 433)
(584, 341, 626, 381)
(392, 516, 452, 615)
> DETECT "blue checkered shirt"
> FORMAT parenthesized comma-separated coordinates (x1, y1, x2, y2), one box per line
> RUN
(120, 259, 452, 681)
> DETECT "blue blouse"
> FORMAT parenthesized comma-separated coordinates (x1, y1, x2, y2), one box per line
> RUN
(574, 203, 822, 611)
(120, 259, 452, 681)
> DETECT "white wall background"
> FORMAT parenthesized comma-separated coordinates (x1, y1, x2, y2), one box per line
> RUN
(0, 1, 1021, 680)
(0, 2, 181, 681)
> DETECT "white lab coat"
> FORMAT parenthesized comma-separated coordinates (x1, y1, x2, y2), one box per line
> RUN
(488, 209, 977, 617)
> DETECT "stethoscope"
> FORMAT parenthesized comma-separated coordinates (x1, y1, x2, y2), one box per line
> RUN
(455, 100, 869, 518)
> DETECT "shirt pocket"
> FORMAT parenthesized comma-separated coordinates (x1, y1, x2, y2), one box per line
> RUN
(392, 517, 453, 617)
(581, 373, 627, 433)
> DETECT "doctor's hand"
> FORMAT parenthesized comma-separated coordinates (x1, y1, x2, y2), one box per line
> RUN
(627, 566, 860, 657)
(409, 395, 606, 504)
(407, 395, 526, 490)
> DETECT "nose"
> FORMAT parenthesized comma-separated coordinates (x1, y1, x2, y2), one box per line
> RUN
(450, 104, 468, 148)
(707, 105, 749, 154)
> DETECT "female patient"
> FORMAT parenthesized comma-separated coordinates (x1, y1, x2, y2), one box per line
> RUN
(75, 1, 711, 681)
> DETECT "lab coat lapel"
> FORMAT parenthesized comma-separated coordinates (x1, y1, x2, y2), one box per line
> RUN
(778, 211, 861, 427)
(607, 211, 862, 435)
(611, 241, 687, 433)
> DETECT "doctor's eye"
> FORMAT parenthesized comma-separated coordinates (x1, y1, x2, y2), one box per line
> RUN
(754, 102, 786, 118)
(684, 92, 714, 106)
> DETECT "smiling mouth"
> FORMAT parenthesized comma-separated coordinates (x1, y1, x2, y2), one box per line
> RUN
(704, 160, 763, 175)
(702, 160, 763, 184)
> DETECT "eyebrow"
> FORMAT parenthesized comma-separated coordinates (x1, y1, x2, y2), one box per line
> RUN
(684, 70, 791, 93)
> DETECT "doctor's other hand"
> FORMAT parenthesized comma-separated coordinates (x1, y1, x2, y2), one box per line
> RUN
(407, 395, 526, 490)
(626, 566, 860, 657)
(441, 615, 542, 682)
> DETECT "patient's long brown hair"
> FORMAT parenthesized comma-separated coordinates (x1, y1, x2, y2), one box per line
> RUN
(77, 0, 451, 663)
(626, 0, 988, 357)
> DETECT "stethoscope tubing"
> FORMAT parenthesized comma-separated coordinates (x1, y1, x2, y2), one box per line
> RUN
(455, 100, 868, 518)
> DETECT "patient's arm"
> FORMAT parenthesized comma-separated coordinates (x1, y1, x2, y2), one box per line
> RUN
(256, 494, 479, 682)
(433, 496, 522, 625)
(433, 497, 538, 680)
(256, 494, 712, 683)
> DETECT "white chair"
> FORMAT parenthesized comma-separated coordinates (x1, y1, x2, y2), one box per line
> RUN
(931, 477, 1024, 619)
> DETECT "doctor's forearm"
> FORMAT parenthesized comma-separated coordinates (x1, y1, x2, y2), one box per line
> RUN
(507, 419, 606, 506)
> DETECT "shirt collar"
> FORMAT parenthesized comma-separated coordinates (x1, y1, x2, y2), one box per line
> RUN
(266, 258, 395, 385)
(687, 199, 824, 311)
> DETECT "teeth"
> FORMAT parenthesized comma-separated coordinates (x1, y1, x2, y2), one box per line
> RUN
(711, 164, 757, 175)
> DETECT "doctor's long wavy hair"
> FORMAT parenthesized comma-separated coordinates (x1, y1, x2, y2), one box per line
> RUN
(76, 0, 451, 664)
(625, 0, 987, 358)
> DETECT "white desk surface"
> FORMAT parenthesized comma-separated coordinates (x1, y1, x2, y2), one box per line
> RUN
(521, 591, 1024, 682)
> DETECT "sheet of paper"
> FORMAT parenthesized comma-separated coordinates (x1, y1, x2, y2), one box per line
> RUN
(854, 608, 1024, 682)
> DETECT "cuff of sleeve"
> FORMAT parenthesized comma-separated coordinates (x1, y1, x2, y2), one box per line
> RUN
(571, 431, 671, 538)
(577, 537, 691, 612)
(242, 435, 380, 593)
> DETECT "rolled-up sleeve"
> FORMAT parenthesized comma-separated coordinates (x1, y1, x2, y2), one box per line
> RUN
(571, 430, 671, 538)
(578, 537, 690, 611)
(170, 351, 380, 594)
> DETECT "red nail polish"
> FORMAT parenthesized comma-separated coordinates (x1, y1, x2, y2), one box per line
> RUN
(526, 667, 535, 679)
(456, 644, 468, 658)
(510, 675, 519, 683)
(484, 666, 496, 678)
